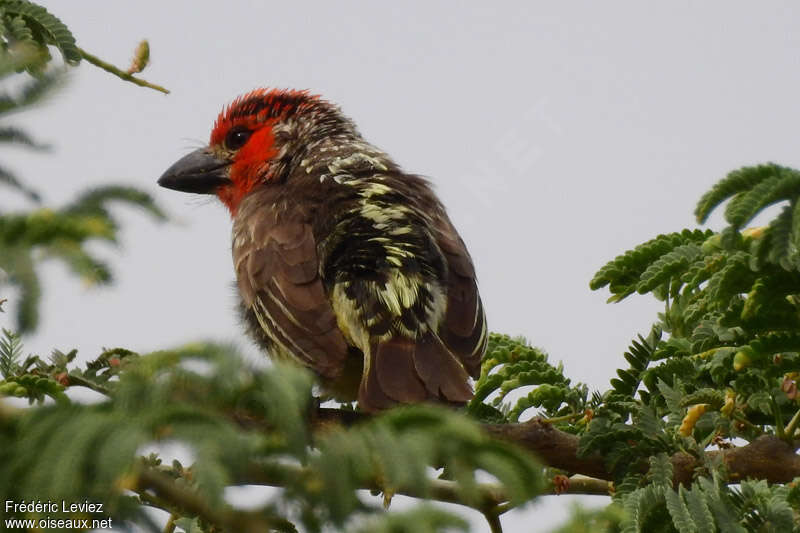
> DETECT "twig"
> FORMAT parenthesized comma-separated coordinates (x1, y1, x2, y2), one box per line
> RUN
(543, 475, 613, 496)
(135, 466, 306, 533)
(136, 468, 232, 528)
(242, 460, 510, 510)
(538, 412, 584, 424)
(483, 509, 504, 533)
(772, 397, 786, 440)
(78, 48, 169, 94)
(784, 407, 800, 440)
(162, 514, 177, 533)
(66, 373, 111, 396)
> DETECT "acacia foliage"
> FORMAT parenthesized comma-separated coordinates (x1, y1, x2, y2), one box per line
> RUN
(0, 1, 167, 333)
(9, 161, 800, 533)
(585, 163, 800, 532)
(0, 4, 545, 531)
(3, 2, 800, 532)
(0, 335, 546, 532)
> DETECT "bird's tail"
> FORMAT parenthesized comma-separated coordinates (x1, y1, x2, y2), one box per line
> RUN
(358, 333, 473, 412)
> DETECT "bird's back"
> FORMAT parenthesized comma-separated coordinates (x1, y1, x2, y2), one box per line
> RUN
(232, 139, 487, 410)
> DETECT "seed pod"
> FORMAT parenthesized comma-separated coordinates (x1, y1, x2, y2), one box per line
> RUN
(679, 403, 709, 436)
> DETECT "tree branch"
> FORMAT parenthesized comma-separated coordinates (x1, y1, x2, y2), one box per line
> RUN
(240, 460, 509, 510)
(133, 467, 294, 533)
(483, 510, 503, 533)
(483, 419, 609, 480)
(310, 408, 800, 488)
(66, 373, 111, 396)
(78, 48, 169, 94)
(120, 404, 800, 532)
(485, 418, 800, 486)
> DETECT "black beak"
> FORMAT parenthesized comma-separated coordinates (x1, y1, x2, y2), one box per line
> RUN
(158, 149, 232, 194)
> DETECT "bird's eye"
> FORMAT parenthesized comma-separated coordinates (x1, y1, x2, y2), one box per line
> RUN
(225, 127, 252, 150)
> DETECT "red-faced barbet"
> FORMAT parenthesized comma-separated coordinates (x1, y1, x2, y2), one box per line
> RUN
(158, 89, 486, 411)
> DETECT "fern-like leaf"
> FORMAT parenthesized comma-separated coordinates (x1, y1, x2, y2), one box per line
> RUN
(684, 486, 715, 533)
(0, 249, 39, 332)
(0, 165, 39, 201)
(0, 125, 47, 148)
(610, 327, 661, 398)
(665, 486, 696, 533)
(695, 163, 791, 223)
(621, 484, 669, 533)
(590, 230, 713, 300)
(470, 333, 584, 422)
(704, 251, 751, 310)
(636, 244, 704, 295)
(0, 1, 80, 63)
(723, 167, 800, 229)
(646, 453, 673, 488)
(0, 66, 62, 116)
(0, 187, 166, 332)
(44, 240, 112, 285)
(0, 327, 22, 377)
(64, 185, 168, 222)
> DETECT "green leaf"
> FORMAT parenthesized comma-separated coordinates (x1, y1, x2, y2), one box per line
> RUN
(684, 486, 715, 533)
(0, 165, 40, 201)
(723, 167, 800, 229)
(0, 328, 23, 377)
(695, 163, 793, 223)
(636, 243, 704, 295)
(0, 185, 166, 333)
(646, 453, 674, 487)
(1, 1, 80, 63)
(591, 229, 713, 299)
(64, 185, 168, 222)
(665, 486, 697, 533)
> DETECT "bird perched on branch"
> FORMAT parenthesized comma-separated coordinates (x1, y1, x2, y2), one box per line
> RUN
(158, 89, 486, 411)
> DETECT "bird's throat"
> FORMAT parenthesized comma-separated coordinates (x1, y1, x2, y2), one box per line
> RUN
(216, 183, 249, 215)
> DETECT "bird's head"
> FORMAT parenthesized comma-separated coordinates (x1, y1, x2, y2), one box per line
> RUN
(158, 88, 358, 214)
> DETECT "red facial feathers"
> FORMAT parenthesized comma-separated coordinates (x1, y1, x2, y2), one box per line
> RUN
(210, 89, 321, 214)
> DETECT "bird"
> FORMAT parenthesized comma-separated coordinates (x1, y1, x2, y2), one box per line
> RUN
(158, 88, 486, 411)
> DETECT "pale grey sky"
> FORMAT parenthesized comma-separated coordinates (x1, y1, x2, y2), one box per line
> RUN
(4, 1, 800, 531)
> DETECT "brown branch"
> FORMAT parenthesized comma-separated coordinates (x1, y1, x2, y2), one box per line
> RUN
(483, 419, 609, 480)
(133, 467, 293, 533)
(66, 373, 111, 396)
(308, 408, 800, 488)
(241, 460, 509, 510)
(485, 418, 800, 487)
(128, 413, 620, 533)
(483, 510, 504, 533)
(135, 468, 233, 527)
(545, 475, 613, 496)
(708, 435, 800, 484)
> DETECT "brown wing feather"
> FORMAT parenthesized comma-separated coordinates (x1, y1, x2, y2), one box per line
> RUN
(373, 339, 428, 403)
(433, 213, 487, 378)
(361, 336, 471, 411)
(411, 333, 474, 402)
(235, 208, 348, 379)
(359, 349, 396, 411)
